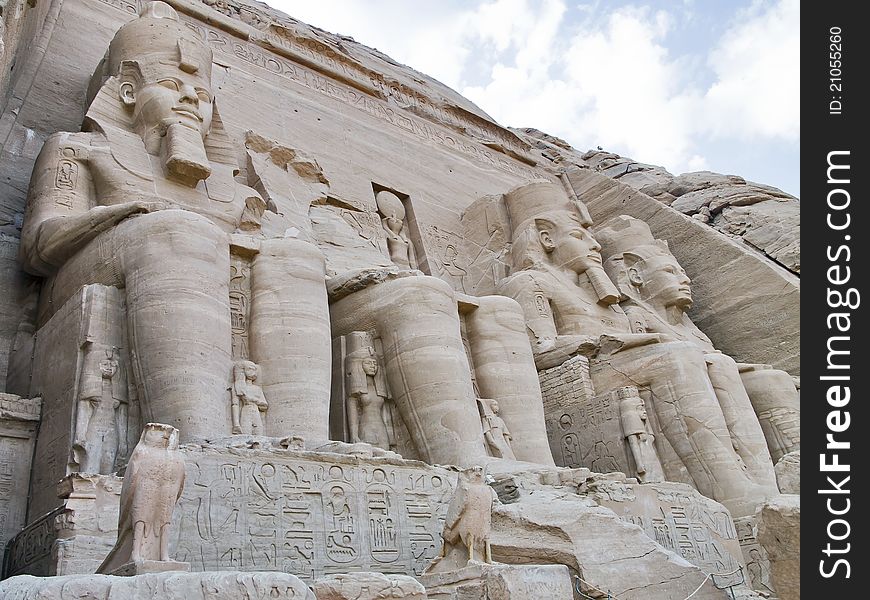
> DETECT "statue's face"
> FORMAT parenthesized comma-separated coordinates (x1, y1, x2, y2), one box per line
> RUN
(362, 357, 379, 376)
(244, 363, 258, 380)
(129, 69, 213, 139)
(544, 220, 604, 274)
(490, 400, 500, 414)
(635, 254, 692, 309)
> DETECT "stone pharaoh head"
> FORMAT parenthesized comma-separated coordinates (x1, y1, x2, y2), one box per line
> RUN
(89, 1, 220, 183)
(110, 2, 214, 140)
(597, 215, 693, 310)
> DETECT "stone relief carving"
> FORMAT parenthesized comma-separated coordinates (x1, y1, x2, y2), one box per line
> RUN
(231, 360, 269, 435)
(616, 386, 664, 483)
(495, 181, 776, 517)
(343, 331, 396, 452)
(477, 399, 515, 461)
(171, 446, 454, 579)
(375, 190, 417, 270)
(72, 347, 128, 475)
(98, 423, 188, 575)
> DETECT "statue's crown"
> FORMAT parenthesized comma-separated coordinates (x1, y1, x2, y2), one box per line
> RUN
(596, 215, 665, 259)
(106, 1, 212, 85)
(502, 180, 592, 236)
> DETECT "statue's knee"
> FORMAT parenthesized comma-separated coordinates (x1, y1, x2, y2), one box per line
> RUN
(133, 209, 224, 247)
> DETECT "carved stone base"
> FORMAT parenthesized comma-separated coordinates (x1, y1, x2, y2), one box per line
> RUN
(109, 559, 191, 577)
(419, 563, 573, 599)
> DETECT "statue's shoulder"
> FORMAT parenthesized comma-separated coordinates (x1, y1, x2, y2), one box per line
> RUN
(40, 131, 100, 160)
(498, 269, 553, 295)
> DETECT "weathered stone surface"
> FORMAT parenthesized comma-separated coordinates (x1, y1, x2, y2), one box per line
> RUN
(420, 563, 572, 599)
(774, 451, 800, 494)
(757, 495, 800, 600)
(312, 572, 426, 599)
(0, 571, 315, 599)
(490, 482, 731, 599)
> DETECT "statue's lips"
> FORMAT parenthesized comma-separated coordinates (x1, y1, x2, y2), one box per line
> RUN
(172, 107, 202, 122)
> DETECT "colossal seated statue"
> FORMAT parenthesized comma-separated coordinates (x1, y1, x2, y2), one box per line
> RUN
(496, 181, 778, 517)
(19, 2, 331, 446)
(596, 215, 801, 466)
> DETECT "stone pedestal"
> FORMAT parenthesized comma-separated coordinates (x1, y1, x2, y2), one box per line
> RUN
(419, 563, 573, 599)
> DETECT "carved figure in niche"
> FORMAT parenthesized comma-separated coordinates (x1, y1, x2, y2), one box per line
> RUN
(230, 360, 268, 435)
(478, 399, 515, 460)
(496, 181, 776, 517)
(344, 332, 395, 451)
(98, 423, 187, 574)
(426, 466, 496, 573)
(72, 347, 128, 474)
(616, 387, 664, 483)
(19, 2, 330, 442)
(376, 190, 417, 270)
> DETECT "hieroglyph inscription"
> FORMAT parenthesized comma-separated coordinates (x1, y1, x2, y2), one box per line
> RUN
(621, 495, 743, 585)
(171, 449, 454, 580)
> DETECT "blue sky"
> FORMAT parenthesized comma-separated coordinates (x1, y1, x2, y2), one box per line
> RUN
(272, 0, 800, 197)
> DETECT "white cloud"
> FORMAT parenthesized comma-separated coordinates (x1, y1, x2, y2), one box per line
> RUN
(702, 0, 800, 141)
(267, 0, 799, 187)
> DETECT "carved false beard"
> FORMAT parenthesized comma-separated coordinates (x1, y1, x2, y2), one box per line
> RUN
(586, 265, 621, 305)
(161, 122, 211, 185)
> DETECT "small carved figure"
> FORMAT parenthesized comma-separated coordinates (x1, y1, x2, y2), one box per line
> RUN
(617, 387, 665, 483)
(345, 332, 395, 451)
(73, 347, 128, 474)
(427, 466, 497, 573)
(230, 360, 268, 435)
(376, 190, 417, 270)
(478, 399, 516, 460)
(98, 423, 187, 574)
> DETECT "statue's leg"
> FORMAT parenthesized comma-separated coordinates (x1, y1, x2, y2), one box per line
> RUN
(331, 275, 487, 466)
(467, 533, 475, 562)
(485, 540, 492, 563)
(249, 239, 331, 443)
(705, 353, 778, 494)
(160, 522, 171, 561)
(132, 520, 146, 563)
(464, 295, 554, 465)
(591, 341, 768, 517)
(739, 366, 801, 462)
(117, 211, 233, 442)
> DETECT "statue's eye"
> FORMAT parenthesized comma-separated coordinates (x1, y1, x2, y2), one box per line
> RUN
(158, 79, 179, 91)
(195, 88, 212, 103)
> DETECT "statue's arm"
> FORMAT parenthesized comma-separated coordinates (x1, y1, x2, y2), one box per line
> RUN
(20, 133, 161, 276)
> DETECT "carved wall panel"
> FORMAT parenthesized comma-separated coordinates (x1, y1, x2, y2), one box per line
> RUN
(595, 482, 745, 586)
(171, 446, 455, 580)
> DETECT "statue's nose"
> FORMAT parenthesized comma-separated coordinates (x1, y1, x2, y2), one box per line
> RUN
(179, 84, 199, 106)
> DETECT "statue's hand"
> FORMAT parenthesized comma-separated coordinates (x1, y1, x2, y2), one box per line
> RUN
(127, 199, 170, 215)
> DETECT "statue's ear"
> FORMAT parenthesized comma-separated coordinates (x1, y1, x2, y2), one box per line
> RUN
(627, 265, 644, 287)
(118, 61, 143, 108)
(534, 218, 556, 252)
